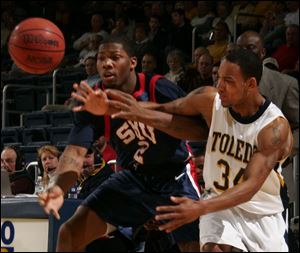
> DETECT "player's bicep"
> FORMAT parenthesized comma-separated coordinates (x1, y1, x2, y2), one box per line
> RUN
(257, 117, 293, 162)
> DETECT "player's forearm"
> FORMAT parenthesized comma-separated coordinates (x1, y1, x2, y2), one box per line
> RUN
(137, 109, 208, 141)
(53, 145, 86, 193)
(200, 180, 259, 216)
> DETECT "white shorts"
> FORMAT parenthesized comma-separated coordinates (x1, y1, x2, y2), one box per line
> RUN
(199, 206, 288, 252)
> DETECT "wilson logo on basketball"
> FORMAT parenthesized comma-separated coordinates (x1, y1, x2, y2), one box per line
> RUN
(27, 55, 52, 64)
(23, 34, 59, 47)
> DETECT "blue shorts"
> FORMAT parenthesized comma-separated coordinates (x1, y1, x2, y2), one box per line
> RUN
(81, 166, 200, 243)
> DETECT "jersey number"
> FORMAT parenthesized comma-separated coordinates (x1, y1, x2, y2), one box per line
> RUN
(213, 159, 245, 191)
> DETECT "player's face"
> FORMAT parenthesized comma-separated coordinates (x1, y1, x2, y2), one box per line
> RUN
(97, 42, 137, 89)
(217, 60, 248, 107)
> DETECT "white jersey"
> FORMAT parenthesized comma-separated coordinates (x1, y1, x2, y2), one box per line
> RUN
(203, 93, 287, 215)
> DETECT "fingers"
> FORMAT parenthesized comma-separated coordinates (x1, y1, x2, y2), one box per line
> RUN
(106, 89, 134, 103)
(71, 91, 86, 103)
(158, 220, 182, 233)
(50, 209, 61, 220)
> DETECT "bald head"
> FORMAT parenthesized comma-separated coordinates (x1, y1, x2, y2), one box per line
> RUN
(236, 31, 266, 60)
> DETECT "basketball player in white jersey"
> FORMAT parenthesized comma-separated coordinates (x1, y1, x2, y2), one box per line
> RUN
(72, 48, 293, 251)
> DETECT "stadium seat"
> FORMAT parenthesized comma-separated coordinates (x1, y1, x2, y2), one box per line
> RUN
(1, 126, 23, 148)
(48, 111, 74, 127)
(22, 111, 49, 128)
(47, 126, 72, 145)
(22, 127, 48, 145)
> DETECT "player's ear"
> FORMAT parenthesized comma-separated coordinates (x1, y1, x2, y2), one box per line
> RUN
(247, 77, 258, 89)
(130, 56, 137, 71)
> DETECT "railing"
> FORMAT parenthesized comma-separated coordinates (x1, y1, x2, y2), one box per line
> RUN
(52, 68, 60, 104)
(2, 84, 51, 128)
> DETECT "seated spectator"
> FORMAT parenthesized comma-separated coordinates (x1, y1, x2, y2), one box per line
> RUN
(111, 14, 134, 40)
(207, 21, 230, 64)
(212, 62, 220, 87)
(134, 24, 156, 72)
(197, 53, 214, 86)
(141, 52, 158, 75)
(74, 34, 103, 68)
(78, 146, 114, 199)
(1, 146, 34, 195)
(225, 42, 238, 55)
(73, 13, 108, 60)
(191, 46, 209, 69)
(167, 8, 193, 62)
(164, 49, 185, 85)
(177, 66, 201, 94)
(212, 1, 234, 36)
(272, 24, 299, 72)
(37, 145, 60, 189)
(263, 57, 279, 71)
(190, 1, 215, 45)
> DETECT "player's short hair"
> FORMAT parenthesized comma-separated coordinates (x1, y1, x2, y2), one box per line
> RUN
(101, 35, 136, 57)
(224, 48, 262, 84)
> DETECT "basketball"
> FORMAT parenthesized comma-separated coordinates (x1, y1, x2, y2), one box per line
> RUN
(8, 17, 65, 74)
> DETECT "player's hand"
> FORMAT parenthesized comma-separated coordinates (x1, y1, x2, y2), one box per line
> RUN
(105, 89, 145, 121)
(38, 185, 64, 220)
(155, 196, 200, 233)
(71, 81, 109, 115)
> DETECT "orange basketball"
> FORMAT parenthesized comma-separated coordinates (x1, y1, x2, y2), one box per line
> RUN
(8, 17, 65, 74)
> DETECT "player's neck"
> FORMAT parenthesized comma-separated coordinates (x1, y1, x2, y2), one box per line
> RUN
(232, 95, 266, 118)
(119, 73, 137, 94)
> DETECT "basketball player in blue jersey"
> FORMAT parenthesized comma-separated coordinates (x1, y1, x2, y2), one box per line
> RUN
(38, 36, 204, 252)
(75, 48, 293, 252)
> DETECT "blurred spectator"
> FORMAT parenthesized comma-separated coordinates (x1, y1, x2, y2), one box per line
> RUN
(65, 55, 100, 109)
(236, 30, 299, 131)
(147, 15, 168, 73)
(37, 145, 60, 189)
(111, 14, 134, 40)
(1, 146, 34, 195)
(82, 55, 101, 88)
(207, 21, 230, 64)
(263, 57, 279, 71)
(134, 23, 156, 72)
(75, 34, 103, 67)
(272, 24, 299, 72)
(225, 42, 238, 55)
(259, 2, 286, 53)
(192, 46, 209, 69)
(230, 1, 256, 36)
(177, 1, 198, 21)
(73, 13, 108, 60)
(190, 1, 215, 35)
(177, 66, 201, 94)
(212, 1, 234, 36)
(141, 52, 157, 75)
(164, 49, 185, 85)
(212, 62, 220, 87)
(167, 8, 193, 62)
(284, 1, 299, 26)
(197, 53, 214, 86)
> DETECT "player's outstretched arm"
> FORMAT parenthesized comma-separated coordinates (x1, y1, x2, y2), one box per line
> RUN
(105, 87, 216, 140)
(155, 117, 293, 232)
(38, 145, 86, 219)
